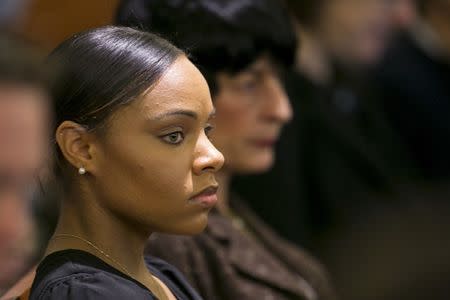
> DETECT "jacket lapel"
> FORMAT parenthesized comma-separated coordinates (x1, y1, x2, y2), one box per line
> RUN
(207, 207, 316, 299)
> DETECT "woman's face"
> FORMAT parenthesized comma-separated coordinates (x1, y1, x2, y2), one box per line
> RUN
(211, 56, 292, 174)
(90, 57, 224, 235)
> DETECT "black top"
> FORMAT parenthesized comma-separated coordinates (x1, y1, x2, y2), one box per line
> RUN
(374, 32, 450, 179)
(29, 249, 202, 300)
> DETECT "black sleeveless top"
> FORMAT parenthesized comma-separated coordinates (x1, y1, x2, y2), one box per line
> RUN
(30, 249, 202, 300)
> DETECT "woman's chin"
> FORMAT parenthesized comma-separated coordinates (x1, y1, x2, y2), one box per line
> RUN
(161, 213, 209, 236)
(236, 154, 274, 175)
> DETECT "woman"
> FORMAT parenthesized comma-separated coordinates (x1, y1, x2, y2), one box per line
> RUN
(117, 0, 337, 299)
(29, 26, 224, 300)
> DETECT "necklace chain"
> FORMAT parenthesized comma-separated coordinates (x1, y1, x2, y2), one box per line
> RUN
(51, 233, 168, 300)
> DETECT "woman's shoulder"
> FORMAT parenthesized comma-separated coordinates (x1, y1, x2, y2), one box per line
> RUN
(30, 250, 155, 300)
(31, 271, 149, 300)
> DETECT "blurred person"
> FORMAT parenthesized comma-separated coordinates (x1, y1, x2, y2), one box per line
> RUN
(373, 0, 450, 179)
(233, 0, 418, 250)
(291, 0, 418, 77)
(311, 0, 393, 68)
(30, 25, 224, 300)
(390, 0, 419, 30)
(116, 0, 336, 299)
(277, 1, 450, 299)
(0, 32, 50, 297)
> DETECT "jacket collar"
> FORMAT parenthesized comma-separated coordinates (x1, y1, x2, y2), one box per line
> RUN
(205, 198, 317, 300)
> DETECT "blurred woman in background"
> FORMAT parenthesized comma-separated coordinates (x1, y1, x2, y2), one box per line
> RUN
(0, 32, 51, 297)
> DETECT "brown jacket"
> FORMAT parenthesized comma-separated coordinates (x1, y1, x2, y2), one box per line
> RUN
(146, 196, 336, 300)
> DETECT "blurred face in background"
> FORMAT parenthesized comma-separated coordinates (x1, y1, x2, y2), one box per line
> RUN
(211, 56, 292, 174)
(389, 0, 418, 30)
(0, 83, 49, 291)
(0, 84, 49, 187)
(317, 0, 418, 66)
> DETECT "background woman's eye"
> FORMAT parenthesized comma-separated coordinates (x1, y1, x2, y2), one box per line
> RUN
(162, 132, 184, 144)
(237, 79, 258, 92)
(205, 125, 215, 140)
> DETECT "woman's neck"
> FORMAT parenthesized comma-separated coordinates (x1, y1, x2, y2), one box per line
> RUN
(47, 192, 150, 280)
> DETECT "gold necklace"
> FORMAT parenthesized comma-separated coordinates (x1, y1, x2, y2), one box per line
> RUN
(51, 234, 168, 300)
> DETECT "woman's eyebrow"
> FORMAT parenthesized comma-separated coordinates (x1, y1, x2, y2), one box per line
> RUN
(150, 109, 198, 121)
(149, 107, 216, 121)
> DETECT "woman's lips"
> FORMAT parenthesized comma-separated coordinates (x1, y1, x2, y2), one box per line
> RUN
(189, 186, 218, 208)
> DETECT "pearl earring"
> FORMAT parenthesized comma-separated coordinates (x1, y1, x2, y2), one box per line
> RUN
(78, 167, 86, 175)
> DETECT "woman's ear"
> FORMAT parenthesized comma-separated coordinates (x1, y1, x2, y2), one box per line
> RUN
(55, 121, 97, 174)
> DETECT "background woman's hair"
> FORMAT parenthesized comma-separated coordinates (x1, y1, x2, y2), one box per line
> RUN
(115, 0, 297, 94)
(47, 25, 183, 175)
(284, 0, 325, 27)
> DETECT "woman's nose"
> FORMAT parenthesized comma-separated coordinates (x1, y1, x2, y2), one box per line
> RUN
(192, 133, 225, 175)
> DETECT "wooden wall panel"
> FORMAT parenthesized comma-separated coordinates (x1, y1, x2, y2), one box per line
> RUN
(18, 0, 120, 50)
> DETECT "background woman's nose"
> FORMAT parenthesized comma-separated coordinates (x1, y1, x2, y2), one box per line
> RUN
(262, 76, 293, 123)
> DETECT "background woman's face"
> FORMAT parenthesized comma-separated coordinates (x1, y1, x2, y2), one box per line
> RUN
(211, 57, 292, 174)
(0, 84, 48, 292)
(89, 57, 224, 235)
(0, 85, 49, 188)
(318, 0, 395, 66)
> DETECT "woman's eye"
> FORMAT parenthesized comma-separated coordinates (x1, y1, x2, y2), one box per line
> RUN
(162, 132, 184, 144)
